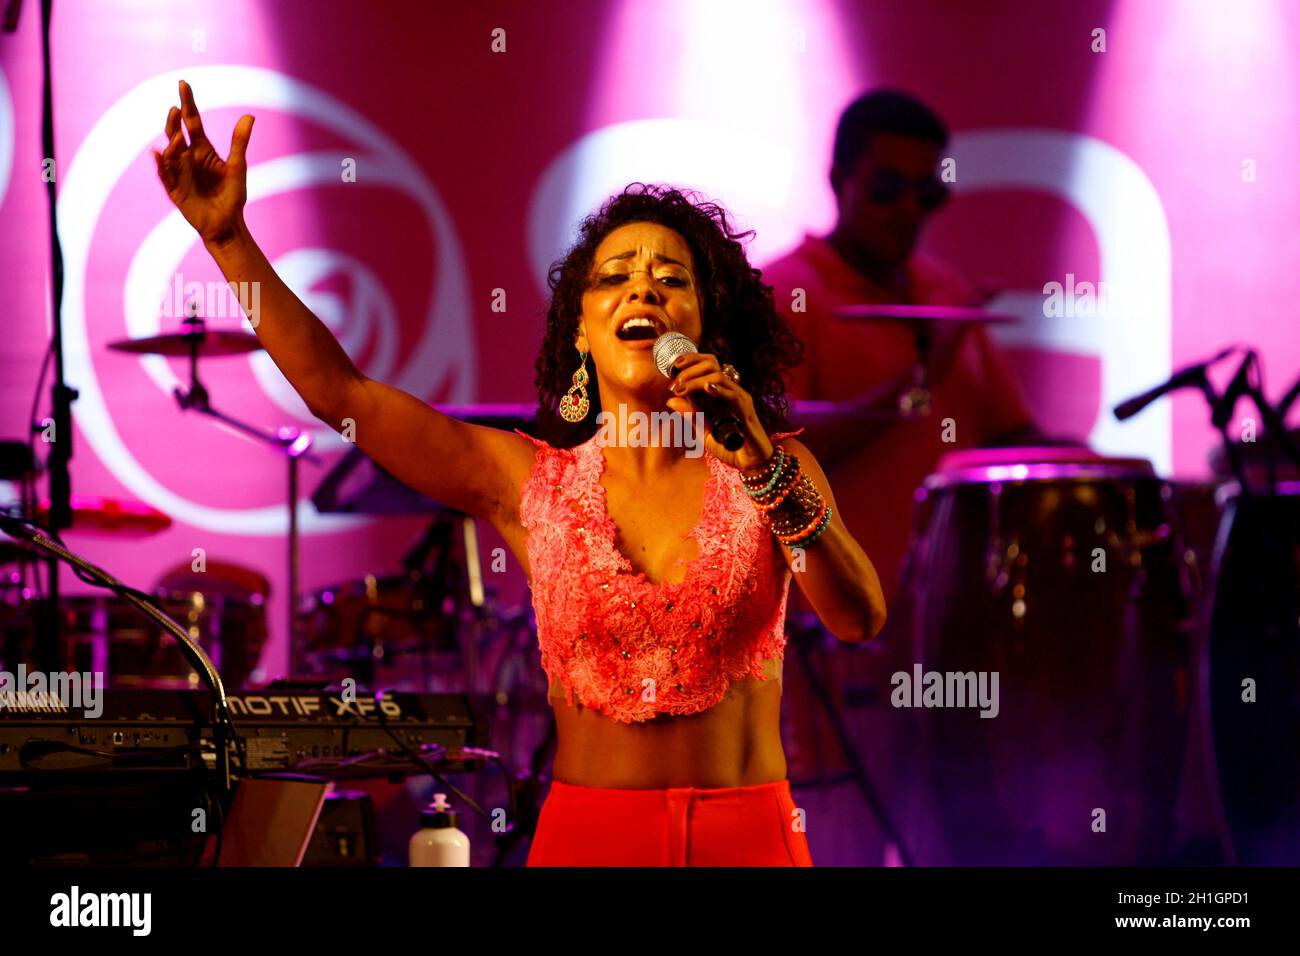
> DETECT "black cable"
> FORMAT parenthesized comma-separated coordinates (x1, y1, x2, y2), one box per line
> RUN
(279, 688, 507, 832)
(487, 755, 519, 825)
(82, 832, 208, 867)
(18, 739, 202, 767)
(371, 688, 498, 824)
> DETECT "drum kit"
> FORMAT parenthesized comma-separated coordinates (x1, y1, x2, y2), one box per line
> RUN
(4, 303, 1297, 867)
(1, 315, 558, 802)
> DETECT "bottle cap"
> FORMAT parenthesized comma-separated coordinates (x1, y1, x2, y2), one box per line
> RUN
(420, 792, 459, 829)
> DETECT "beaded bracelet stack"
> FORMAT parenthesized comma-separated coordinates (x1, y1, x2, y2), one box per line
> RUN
(740, 446, 834, 548)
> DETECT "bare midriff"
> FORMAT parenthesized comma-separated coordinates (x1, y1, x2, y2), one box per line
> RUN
(546, 655, 788, 789)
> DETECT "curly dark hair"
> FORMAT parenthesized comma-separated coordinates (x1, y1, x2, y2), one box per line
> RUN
(531, 183, 805, 448)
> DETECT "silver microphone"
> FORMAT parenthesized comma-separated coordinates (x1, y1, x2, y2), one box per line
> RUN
(652, 332, 745, 452)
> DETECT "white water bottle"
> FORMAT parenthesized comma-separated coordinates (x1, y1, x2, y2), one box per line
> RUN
(409, 793, 470, 866)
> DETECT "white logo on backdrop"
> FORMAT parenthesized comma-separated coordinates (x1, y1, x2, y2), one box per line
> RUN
(948, 129, 1172, 473)
(0, 64, 14, 210)
(527, 118, 800, 289)
(58, 65, 471, 534)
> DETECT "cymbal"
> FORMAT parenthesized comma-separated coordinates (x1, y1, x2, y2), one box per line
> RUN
(789, 399, 903, 422)
(35, 496, 172, 536)
(831, 304, 1019, 325)
(107, 328, 264, 357)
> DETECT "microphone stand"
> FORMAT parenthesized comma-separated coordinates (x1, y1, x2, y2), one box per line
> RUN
(1246, 383, 1300, 496)
(1198, 368, 1250, 494)
(26, 0, 76, 674)
(1209, 351, 1300, 497)
(1115, 347, 1300, 498)
(1275, 373, 1300, 427)
(1113, 347, 1249, 490)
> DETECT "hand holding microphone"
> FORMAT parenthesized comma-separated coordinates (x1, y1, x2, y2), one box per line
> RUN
(653, 332, 774, 471)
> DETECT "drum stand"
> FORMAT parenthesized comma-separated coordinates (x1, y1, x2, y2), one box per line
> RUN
(172, 317, 320, 671)
(397, 510, 490, 693)
(787, 612, 914, 866)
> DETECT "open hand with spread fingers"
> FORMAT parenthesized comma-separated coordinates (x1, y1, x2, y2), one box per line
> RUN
(152, 79, 255, 248)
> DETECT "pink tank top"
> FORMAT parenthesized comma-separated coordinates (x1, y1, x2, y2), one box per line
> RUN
(513, 427, 804, 724)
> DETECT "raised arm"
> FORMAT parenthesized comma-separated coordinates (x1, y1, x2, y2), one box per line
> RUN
(154, 80, 532, 523)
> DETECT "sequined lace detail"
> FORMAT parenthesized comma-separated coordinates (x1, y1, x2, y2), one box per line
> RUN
(513, 427, 803, 723)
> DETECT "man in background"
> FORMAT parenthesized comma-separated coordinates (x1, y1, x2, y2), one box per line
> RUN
(763, 88, 1042, 606)
(763, 90, 1048, 866)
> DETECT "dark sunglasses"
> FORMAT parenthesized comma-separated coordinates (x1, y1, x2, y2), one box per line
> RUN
(867, 169, 950, 210)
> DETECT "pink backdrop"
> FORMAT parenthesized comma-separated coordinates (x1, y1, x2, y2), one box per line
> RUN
(2, 0, 1297, 678)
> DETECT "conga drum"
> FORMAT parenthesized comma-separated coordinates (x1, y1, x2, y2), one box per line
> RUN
(907, 448, 1193, 865)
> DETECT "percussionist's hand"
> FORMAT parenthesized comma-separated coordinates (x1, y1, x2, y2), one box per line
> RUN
(153, 80, 255, 247)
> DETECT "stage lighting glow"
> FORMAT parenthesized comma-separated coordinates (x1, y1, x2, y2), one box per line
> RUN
(528, 0, 858, 289)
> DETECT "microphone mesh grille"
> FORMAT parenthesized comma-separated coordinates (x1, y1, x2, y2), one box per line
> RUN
(653, 332, 697, 378)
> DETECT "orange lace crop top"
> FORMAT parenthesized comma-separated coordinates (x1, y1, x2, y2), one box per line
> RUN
(513, 427, 804, 724)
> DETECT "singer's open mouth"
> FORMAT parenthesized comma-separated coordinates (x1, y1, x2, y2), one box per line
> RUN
(614, 313, 667, 341)
(616, 323, 658, 342)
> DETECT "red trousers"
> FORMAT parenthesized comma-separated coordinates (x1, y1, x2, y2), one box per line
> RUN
(526, 778, 814, 866)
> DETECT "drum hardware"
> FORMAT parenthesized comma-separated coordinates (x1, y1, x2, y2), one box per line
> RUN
(109, 314, 320, 667)
(1160, 480, 1221, 619)
(151, 559, 268, 689)
(1, 515, 263, 690)
(306, 406, 544, 696)
(298, 571, 456, 689)
(58, 589, 262, 690)
(783, 609, 915, 866)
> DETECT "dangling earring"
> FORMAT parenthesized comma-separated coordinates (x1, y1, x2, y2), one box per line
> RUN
(559, 349, 591, 422)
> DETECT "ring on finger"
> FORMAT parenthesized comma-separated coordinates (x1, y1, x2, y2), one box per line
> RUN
(721, 363, 741, 385)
